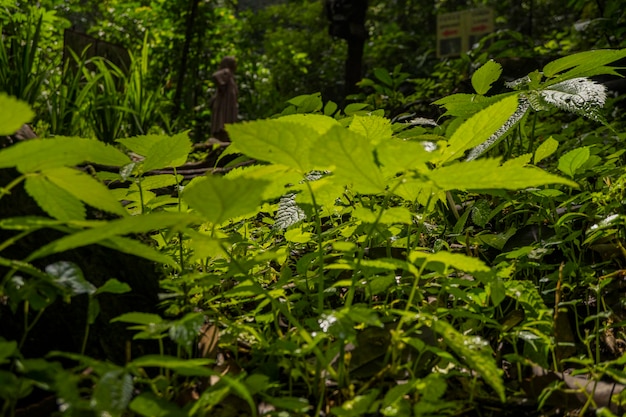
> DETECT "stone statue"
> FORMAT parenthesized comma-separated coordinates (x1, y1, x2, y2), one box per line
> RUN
(210, 56, 238, 142)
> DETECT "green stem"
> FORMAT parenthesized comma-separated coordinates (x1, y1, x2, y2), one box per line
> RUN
(0, 174, 27, 203)
(304, 181, 325, 312)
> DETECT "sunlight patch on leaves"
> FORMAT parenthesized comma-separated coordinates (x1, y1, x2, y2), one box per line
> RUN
(471, 60, 502, 95)
(141, 131, 192, 171)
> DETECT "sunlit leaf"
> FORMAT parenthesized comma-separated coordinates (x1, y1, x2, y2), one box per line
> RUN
(43, 167, 127, 217)
(349, 115, 392, 145)
(557, 147, 590, 178)
(183, 176, 269, 225)
(24, 175, 86, 220)
(428, 158, 578, 190)
(0, 93, 34, 135)
(311, 126, 387, 194)
(471, 60, 502, 95)
(142, 131, 192, 171)
(534, 136, 559, 164)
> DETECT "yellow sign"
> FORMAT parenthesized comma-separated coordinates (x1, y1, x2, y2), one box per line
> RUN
(437, 8, 494, 58)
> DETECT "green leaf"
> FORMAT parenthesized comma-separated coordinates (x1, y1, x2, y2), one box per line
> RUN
(428, 158, 578, 191)
(432, 319, 505, 402)
(27, 212, 197, 262)
(24, 175, 86, 220)
(349, 115, 392, 145)
(0, 93, 35, 135)
(227, 119, 321, 172)
(96, 279, 132, 295)
(440, 94, 520, 163)
(142, 131, 192, 171)
(92, 370, 133, 417)
(376, 138, 431, 175)
(471, 60, 502, 95)
(374, 67, 393, 87)
(352, 206, 412, 225)
(136, 174, 182, 191)
(410, 251, 490, 273)
(287, 93, 323, 112)
(129, 393, 186, 417)
(169, 312, 205, 352)
(102, 236, 179, 269)
(112, 312, 164, 325)
(533, 136, 559, 164)
(183, 176, 269, 225)
(129, 355, 213, 376)
(276, 113, 341, 134)
(0, 137, 131, 172)
(311, 126, 387, 194)
(45, 261, 96, 296)
(543, 49, 626, 80)
(43, 167, 127, 217)
(557, 146, 590, 178)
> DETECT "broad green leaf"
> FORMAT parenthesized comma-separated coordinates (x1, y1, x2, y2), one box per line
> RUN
(352, 206, 412, 225)
(227, 120, 320, 172)
(46, 261, 96, 295)
(344, 102, 370, 116)
(0, 93, 35, 135)
(287, 93, 323, 112)
(0, 340, 18, 363)
(410, 251, 490, 273)
(27, 212, 197, 261)
(129, 393, 186, 417)
(96, 278, 131, 295)
(349, 115, 392, 145)
(43, 167, 127, 217)
(276, 113, 341, 134)
(534, 136, 559, 164)
(557, 146, 590, 178)
(285, 229, 313, 243)
(471, 60, 502, 95)
(112, 312, 164, 325)
(142, 131, 192, 171)
(432, 319, 505, 402)
(129, 355, 213, 376)
(183, 176, 269, 225)
(376, 138, 431, 175)
(136, 174, 182, 191)
(0, 137, 131, 172)
(433, 93, 508, 118)
(117, 135, 164, 155)
(310, 126, 387, 194)
(169, 312, 205, 352)
(92, 370, 133, 417)
(374, 67, 393, 86)
(225, 164, 303, 201)
(24, 175, 86, 220)
(439, 94, 519, 163)
(543, 49, 626, 79)
(428, 158, 578, 191)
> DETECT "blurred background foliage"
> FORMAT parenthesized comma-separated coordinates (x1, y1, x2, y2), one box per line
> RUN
(1, 0, 625, 141)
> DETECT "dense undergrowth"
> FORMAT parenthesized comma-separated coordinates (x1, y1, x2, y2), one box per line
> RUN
(1, 48, 626, 417)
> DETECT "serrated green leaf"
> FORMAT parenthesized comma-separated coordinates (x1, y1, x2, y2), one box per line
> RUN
(543, 49, 626, 80)
(432, 319, 505, 402)
(27, 212, 197, 262)
(183, 176, 269, 225)
(0, 137, 131, 172)
(43, 167, 127, 217)
(141, 132, 192, 171)
(376, 138, 431, 175)
(433, 93, 507, 118)
(534, 136, 559, 164)
(310, 126, 386, 194)
(471, 60, 502, 95)
(0, 93, 35, 135)
(276, 113, 341, 134)
(440, 95, 520, 163)
(24, 175, 86, 220)
(557, 146, 590, 178)
(349, 115, 392, 145)
(428, 158, 578, 191)
(227, 120, 321, 172)
(225, 164, 303, 201)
